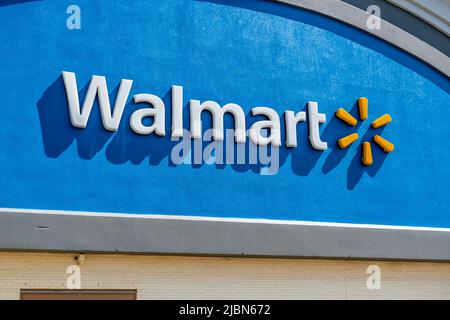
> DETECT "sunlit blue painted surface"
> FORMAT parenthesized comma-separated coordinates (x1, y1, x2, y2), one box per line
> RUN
(0, 0, 449, 226)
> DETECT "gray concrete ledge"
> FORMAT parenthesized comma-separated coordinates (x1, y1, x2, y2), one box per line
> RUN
(387, 0, 449, 36)
(275, 0, 450, 77)
(1, 210, 450, 261)
(341, 0, 449, 55)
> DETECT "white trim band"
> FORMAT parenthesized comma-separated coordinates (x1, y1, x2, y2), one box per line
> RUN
(275, 0, 450, 76)
(1, 207, 449, 232)
(387, 0, 450, 36)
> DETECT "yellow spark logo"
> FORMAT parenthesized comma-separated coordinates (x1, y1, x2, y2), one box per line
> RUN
(335, 97, 394, 166)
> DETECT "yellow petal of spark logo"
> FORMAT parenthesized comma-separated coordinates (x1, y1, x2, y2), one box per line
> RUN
(335, 97, 394, 166)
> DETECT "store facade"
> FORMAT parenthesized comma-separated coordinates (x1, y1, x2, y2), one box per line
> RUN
(0, 0, 449, 299)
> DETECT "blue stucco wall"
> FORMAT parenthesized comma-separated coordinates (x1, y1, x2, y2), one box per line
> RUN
(0, 0, 449, 227)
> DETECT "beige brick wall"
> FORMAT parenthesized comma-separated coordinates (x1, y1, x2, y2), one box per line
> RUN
(0, 251, 449, 299)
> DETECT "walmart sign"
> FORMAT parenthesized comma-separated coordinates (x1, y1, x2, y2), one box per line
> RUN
(62, 71, 394, 169)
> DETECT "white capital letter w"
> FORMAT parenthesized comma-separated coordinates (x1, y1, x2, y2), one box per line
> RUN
(62, 71, 133, 131)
